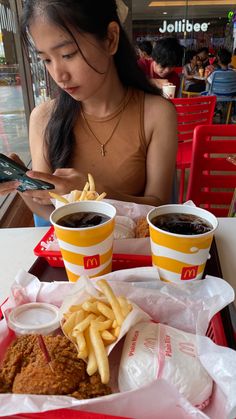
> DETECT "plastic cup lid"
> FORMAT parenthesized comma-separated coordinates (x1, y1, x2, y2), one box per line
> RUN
(7, 302, 60, 335)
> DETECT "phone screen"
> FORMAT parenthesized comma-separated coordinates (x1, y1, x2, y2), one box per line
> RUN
(0, 154, 54, 192)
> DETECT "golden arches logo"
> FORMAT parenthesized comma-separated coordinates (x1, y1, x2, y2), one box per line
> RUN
(181, 265, 198, 280)
(83, 254, 100, 269)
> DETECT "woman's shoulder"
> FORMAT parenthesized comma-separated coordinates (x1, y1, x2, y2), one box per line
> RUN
(145, 93, 176, 119)
(30, 98, 56, 126)
(143, 93, 176, 140)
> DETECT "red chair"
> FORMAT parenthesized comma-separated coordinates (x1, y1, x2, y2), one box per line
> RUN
(186, 124, 236, 217)
(171, 95, 216, 203)
(172, 66, 183, 74)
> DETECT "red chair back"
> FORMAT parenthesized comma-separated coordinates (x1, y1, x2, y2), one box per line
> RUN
(186, 124, 236, 217)
(173, 66, 183, 74)
(172, 96, 216, 145)
(171, 95, 216, 202)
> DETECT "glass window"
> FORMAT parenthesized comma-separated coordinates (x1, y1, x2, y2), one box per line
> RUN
(0, 0, 29, 162)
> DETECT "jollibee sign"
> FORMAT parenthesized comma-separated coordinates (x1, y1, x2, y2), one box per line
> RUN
(159, 19, 210, 33)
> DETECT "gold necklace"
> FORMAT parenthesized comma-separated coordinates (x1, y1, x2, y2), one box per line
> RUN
(81, 93, 127, 157)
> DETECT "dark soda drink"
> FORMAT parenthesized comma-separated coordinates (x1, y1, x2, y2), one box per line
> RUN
(57, 211, 110, 228)
(151, 213, 212, 235)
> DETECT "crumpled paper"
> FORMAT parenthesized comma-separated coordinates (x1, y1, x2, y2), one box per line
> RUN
(0, 267, 235, 419)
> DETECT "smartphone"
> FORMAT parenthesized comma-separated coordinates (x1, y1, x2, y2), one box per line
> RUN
(0, 154, 54, 192)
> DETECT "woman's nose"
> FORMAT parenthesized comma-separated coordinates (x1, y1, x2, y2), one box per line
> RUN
(52, 63, 69, 84)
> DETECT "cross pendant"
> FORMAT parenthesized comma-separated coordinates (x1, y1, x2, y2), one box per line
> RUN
(101, 144, 106, 157)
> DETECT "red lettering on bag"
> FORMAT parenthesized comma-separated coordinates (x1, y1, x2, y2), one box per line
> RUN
(84, 254, 100, 269)
(181, 266, 198, 280)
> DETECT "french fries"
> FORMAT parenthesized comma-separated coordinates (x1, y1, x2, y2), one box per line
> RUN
(61, 280, 132, 384)
(49, 173, 106, 203)
(49, 192, 69, 204)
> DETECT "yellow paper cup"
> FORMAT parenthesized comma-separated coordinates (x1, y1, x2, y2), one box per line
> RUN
(147, 204, 218, 283)
(50, 201, 116, 282)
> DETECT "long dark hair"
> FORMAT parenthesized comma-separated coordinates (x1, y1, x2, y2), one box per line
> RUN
(21, 0, 161, 170)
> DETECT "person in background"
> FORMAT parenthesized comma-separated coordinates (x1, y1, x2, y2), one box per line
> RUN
(196, 47, 209, 69)
(149, 37, 184, 96)
(182, 50, 205, 93)
(137, 40, 153, 77)
(204, 56, 218, 78)
(0, 0, 177, 222)
(207, 47, 234, 88)
(206, 48, 235, 121)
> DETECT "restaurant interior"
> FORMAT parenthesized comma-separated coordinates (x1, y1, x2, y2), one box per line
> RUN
(0, 1, 236, 418)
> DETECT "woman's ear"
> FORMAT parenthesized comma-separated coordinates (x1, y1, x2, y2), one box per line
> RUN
(106, 21, 120, 55)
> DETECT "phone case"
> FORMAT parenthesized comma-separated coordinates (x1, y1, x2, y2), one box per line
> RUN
(0, 154, 54, 192)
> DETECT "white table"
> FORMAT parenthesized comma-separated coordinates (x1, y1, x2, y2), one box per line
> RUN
(0, 227, 48, 303)
(0, 220, 235, 307)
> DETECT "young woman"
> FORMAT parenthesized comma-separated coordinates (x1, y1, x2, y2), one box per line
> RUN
(0, 0, 177, 221)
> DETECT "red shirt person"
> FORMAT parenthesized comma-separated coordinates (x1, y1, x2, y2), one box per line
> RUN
(138, 37, 184, 97)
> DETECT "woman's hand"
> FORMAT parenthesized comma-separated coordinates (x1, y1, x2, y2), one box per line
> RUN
(0, 153, 24, 196)
(21, 168, 87, 205)
(0, 180, 21, 196)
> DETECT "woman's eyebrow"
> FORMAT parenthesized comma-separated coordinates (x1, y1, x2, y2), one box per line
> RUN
(36, 40, 75, 54)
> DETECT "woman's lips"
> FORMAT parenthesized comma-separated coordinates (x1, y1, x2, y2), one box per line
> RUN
(64, 87, 79, 94)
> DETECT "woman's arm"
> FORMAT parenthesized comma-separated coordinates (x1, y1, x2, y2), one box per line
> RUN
(17, 102, 55, 219)
(183, 65, 195, 81)
(20, 101, 89, 219)
(142, 95, 178, 205)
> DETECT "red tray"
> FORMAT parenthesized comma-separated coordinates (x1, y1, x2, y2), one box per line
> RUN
(33, 226, 152, 269)
(0, 250, 233, 418)
(8, 410, 133, 419)
(33, 226, 64, 267)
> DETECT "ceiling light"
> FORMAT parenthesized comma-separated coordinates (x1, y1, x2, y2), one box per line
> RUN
(149, 0, 235, 6)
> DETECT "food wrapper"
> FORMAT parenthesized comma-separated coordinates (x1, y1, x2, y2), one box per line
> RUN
(0, 267, 235, 419)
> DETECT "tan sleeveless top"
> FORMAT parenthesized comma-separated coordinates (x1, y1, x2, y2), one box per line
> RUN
(71, 88, 148, 196)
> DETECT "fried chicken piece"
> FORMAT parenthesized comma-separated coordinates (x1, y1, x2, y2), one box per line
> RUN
(70, 373, 112, 399)
(0, 334, 38, 393)
(135, 217, 150, 238)
(0, 334, 111, 398)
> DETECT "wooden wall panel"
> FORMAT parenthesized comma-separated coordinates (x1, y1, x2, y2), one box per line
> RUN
(0, 195, 34, 227)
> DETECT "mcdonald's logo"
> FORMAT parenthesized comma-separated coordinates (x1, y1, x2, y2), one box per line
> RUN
(181, 265, 198, 280)
(83, 254, 100, 270)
